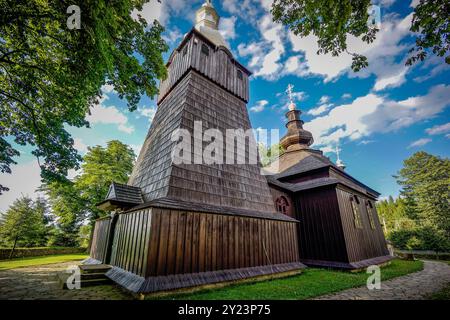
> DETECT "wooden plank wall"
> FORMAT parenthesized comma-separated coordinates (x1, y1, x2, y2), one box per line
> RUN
(110, 210, 152, 278)
(90, 218, 111, 262)
(158, 34, 249, 104)
(336, 187, 389, 262)
(145, 208, 299, 277)
(294, 186, 349, 262)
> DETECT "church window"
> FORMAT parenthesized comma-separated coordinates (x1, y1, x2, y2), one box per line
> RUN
(201, 44, 210, 56)
(275, 196, 289, 215)
(182, 46, 188, 56)
(366, 200, 376, 229)
(351, 196, 363, 229)
(237, 69, 243, 80)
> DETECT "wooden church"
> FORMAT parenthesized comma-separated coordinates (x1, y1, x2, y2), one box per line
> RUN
(88, 0, 391, 294)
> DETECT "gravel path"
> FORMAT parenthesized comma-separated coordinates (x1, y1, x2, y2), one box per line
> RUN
(315, 260, 450, 300)
(0, 261, 132, 300)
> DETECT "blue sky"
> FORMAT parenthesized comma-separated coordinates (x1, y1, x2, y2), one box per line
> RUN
(1, 0, 449, 212)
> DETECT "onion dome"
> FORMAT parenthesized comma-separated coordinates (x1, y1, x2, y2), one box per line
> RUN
(280, 84, 314, 151)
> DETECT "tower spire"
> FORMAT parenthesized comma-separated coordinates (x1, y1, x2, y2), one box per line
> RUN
(286, 84, 296, 111)
(196, 0, 220, 30)
(336, 143, 346, 170)
(280, 84, 314, 152)
(195, 0, 229, 48)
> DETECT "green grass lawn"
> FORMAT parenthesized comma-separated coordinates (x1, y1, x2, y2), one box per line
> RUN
(428, 283, 450, 300)
(0, 254, 88, 271)
(153, 259, 423, 300)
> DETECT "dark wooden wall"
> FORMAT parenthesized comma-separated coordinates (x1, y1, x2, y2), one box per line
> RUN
(91, 207, 300, 278)
(146, 208, 299, 277)
(90, 218, 111, 262)
(158, 32, 250, 104)
(294, 186, 348, 263)
(109, 210, 152, 278)
(336, 187, 389, 262)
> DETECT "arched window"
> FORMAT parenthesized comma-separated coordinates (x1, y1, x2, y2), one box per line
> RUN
(276, 196, 289, 215)
(201, 43, 210, 56)
(350, 195, 363, 229)
(366, 200, 376, 229)
(237, 69, 243, 80)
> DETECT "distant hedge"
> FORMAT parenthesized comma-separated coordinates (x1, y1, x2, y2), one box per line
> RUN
(389, 226, 450, 252)
(0, 247, 87, 260)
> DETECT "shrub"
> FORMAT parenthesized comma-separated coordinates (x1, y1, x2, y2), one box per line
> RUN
(0, 247, 86, 260)
(390, 226, 450, 252)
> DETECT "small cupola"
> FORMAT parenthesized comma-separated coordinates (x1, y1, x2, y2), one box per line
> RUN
(194, 0, 228, 48)
(280, 84, 314, 152)
(195, 0, 220, 30)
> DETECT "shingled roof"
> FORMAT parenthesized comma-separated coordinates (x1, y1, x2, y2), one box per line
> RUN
(267, 153, 380, 198)
(97, 182, 143, 211)
(272, 153, 335, 180)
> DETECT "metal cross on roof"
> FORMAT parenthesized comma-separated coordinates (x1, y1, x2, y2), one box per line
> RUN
(286, 84, 294, 104)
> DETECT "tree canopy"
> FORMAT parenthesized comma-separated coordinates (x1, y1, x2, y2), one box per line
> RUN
(258, 143, 285, 167)
(0, 0, 168, 194)
(44, 140, 136, 240)
(271, 0, 450, 71)
(381, 152, 450, 251)
(0, 196, 52, 248)
(395, 151, 449, 235)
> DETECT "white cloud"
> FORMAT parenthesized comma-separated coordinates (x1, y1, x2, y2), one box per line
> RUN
(235, 1, 286, 80)
(359, 140, 375, 145)
(74, 138, 88, 153)
(137, 105, 157, 123)
(413, 55, 450, 83)
(307, 104, 334, 116)
(306, 96, 333, 116)
(67, 168, 81, 180)
(426, 122, 450, 136)
(408, 138, 432, 149)
(275, 88, 307, 110)
(219, 16, 237, 40)
(131, 0, 190, 26)
(87, 104, 135, 134)
(131, 0, 164, 25)
(238, 42, 265, 69)
(288, 13, 414, 88)
(222, 0, 261, 23)
(283, 56, 309, 77)
(410, 0, 420, 8)
(163, 28, 183, 45)
(375, 0, 397, 7)
(260, 0, 274, 11)
(101, 84, 116, 94)
(0, 161, 42, 213)
(342, 93, 352, 99)
(130, 144, 142, 157)
(319, 96, 331, 104)
(253, 15, 285, 78)
(250, 100, 269, 113)
(373, 69, 408, 91)
(320, 145, 336, 155)
(304, 84, 450, 150)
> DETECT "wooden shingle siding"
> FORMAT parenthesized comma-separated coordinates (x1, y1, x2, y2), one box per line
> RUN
(143, 208, 299, 277)
(90, 218, 111, 262)
(130, 70, 276, 214)
(336, 187, 389, 263)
